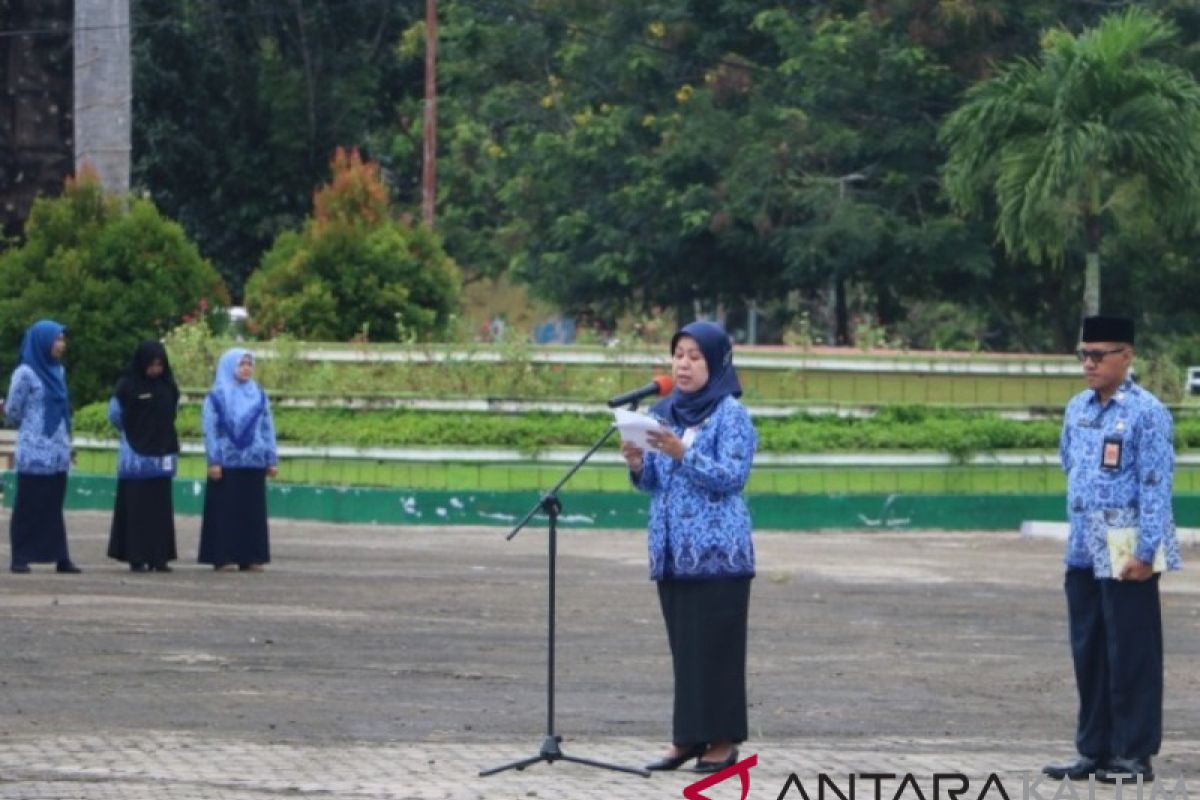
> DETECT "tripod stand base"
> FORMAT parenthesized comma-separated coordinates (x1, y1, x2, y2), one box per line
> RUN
(479, 735, 651, 778)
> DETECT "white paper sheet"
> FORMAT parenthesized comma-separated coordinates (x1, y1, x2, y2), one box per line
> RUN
(1105, 526, 1166, 578)
(613, 408, 668, 452)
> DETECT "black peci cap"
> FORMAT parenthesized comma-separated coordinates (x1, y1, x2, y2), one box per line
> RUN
(1081, 315, 1134, 345)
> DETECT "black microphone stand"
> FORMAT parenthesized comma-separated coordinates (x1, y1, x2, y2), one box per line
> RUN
(479, 399, 651, 779)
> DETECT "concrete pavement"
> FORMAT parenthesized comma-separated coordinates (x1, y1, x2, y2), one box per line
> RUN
(0, 511, 1198, 799)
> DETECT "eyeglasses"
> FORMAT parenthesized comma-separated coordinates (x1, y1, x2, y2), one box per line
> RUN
(1076, 347, 1127, 364)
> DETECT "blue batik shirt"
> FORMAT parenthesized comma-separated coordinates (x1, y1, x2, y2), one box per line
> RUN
(1060, 378, 1181, 577)
(202, 392, 278, 470)
(5, 365, 71, 475)
(631, 395, 757, 581)
(108, 397, 177, 480)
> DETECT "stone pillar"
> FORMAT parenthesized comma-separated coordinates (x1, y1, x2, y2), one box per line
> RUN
(73, 0, 129, 194)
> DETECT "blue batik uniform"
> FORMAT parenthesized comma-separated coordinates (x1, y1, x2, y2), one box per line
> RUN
(201, 395, 278, 469)
(6, 365, 71, 474)
(632, 395, 757, 581)
(105, 340, 180, 570)
(1058, 375, 1176, 764)
(201, 348, 278, 470)
(108, 398, 177, 480)
(198, 349, 276, 568)
(1060, 378, 1181, 576)
(630, 320, 756, 749)
(6, 320, 74, 570)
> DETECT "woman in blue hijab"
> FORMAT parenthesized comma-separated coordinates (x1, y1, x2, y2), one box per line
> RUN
(198, 348, 278, 572)
(620, 320, 758, 773)
(5, 320, 80, 573)
(107, 340, 181, 573)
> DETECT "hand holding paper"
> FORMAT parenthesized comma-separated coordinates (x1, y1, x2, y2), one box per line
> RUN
(613, 408, 669, 453)
(1106, 527, 1165, 580)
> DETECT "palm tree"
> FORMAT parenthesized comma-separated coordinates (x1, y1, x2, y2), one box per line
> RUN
(940, 8, 1200, 318)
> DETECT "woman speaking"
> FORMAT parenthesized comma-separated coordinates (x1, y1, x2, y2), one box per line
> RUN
(620, 320, 757, 774)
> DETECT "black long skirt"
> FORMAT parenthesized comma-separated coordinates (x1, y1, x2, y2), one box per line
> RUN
(9, 472, 70, 567)
(657, 577, 751, 746)
(198, 468, 270, 566)
(108, 477, 177, 567)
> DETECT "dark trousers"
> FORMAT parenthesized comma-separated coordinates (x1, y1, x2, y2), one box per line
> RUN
(1065, 568, 1163, 760)
(658, 578, 751, 746)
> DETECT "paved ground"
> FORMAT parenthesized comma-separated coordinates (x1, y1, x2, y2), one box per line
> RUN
(0, 510, 1198, 799)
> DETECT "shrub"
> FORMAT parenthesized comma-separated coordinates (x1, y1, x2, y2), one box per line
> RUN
(73, 401, 1080, 456)
(244, 148, 461, 342)
(0, 167, 228, 404)
(894, 302, 987, 351)
(1139, 351, 1185, 404)
(161, 317, 226, 389)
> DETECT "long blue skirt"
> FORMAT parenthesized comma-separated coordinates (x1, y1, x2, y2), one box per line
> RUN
(198, 468, 270, 567)
(9, 472, 70, 567)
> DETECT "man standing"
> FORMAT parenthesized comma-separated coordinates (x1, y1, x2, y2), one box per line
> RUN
(1044, 316, 1181, 783)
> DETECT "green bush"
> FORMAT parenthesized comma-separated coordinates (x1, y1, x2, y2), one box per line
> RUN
(161, 318, 227, 389)
(893, 302, 987, 351)
(244, 149, 460, 342)
(161, 318, 309, 392)
(1139, 351, 1185, 405)
(74, 399, 1200, 456)
(73, 402, 1092, 456)
(0, 167, 228, 404)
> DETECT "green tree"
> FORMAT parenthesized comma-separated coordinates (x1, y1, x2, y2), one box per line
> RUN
(245, 149, 460, 342)
(127, 0, 1200, 349)
(737, 7, 994, 344)
(405, 3, 1005, 340)
(0, 166, 228, 404)
(131, 0, 420, 296)
(940, 7, 1200, 320)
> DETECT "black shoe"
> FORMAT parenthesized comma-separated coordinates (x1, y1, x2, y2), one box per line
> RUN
(151, 564, 173, 573)
(1097, 757, 1153, 783)
(645, 743, 706, 771)
(694, 748, 739, 774)
(55, 561, 82, 574)
(129, 563, 149, 573)
(1043, 756, 1106, 781)
(10, 564, 30, 574)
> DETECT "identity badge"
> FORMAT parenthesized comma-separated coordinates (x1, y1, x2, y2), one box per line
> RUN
(1101, 435, 1123, 471)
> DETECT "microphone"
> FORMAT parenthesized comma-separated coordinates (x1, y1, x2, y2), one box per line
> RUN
(606, 375, 673, 408)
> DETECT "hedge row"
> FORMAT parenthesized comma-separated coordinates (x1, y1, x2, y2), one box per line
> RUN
(69, 402, 1170, 457)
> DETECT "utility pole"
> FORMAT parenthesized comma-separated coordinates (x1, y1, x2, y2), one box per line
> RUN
(827, 172, 865, 346)
(74, 0, 131, 194)
(421, 0, 437, 227)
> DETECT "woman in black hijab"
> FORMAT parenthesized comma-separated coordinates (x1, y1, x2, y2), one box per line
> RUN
(106, 341, 180, 572)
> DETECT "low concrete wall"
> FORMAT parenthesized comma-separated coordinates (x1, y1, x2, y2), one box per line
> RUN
(6, 471, 1198, 531)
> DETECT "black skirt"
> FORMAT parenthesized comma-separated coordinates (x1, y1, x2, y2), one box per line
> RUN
(657, 577, 751, 746)
(198, 468, 270, 566)
(108, 477, 177, 566)
(9, 472, 70, 567)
